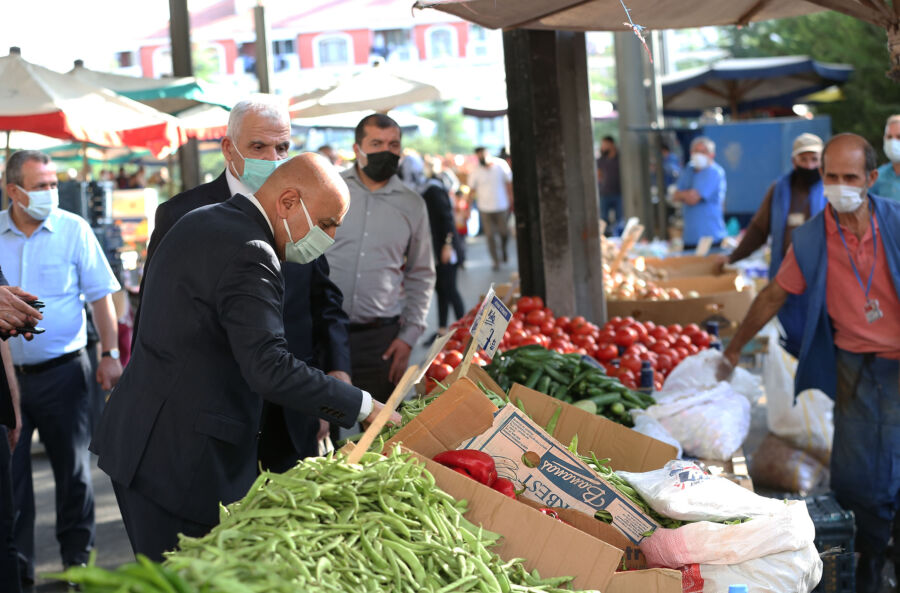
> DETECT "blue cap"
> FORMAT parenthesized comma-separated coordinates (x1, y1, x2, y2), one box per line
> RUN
(728, 586, 749, 593)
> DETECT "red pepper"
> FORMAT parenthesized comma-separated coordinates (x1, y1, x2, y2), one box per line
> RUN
(538, 508, 560, 520)
(433, 450, 497, 486)
(491, 477, 516, 498)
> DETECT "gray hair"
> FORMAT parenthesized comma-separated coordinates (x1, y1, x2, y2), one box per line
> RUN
(690, 136, 716, 154)
(4, 150, 51, 188)
(885, 114, 900, 134)
(227, 94, 290, 140)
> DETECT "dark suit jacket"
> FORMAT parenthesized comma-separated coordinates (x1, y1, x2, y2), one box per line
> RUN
(0, 266, 13, 429)
(135, 172, 351, 465)
(91, 195, 362, 524)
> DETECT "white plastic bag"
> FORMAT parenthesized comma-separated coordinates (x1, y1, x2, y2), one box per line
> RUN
(622, 460, 815, 568)
(630, 410, 682, 459)
(662, 348, 762, 405)
(646, 383, 750, 460)
(761, 324, 833, 459)
(680, 543, 823, 593)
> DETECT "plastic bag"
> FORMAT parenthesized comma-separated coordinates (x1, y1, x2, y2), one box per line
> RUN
(630, 410, 682, 459)
(761, 324, 833, 461)
(646, 383, 750, 460)
(680, 543, 822, 593)
(662, 349, 762, 405)
(748, 433, 829, 495)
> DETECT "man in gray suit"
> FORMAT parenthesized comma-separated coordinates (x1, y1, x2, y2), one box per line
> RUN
(91, 154, 398, 560)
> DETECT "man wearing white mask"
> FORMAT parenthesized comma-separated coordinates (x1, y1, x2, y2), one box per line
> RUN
(720, 134, 900, 593)
(137, 95, 354, 474)
(92, 154, 399, 561)
(0, 150, 121, 586)
(672, 136, 727, 250)
(871, 114, 900, 201)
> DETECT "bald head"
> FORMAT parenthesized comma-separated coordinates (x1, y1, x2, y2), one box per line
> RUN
(256, 153, 350, 261)
(821, 133, 878, 189)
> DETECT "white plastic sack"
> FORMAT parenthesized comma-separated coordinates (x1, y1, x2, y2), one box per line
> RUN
(630, 410, 682, 459)
(761, 324, 833, 458)
(646, 383, 751, 460)
(662, 349, 762, 405)
(680, 544, 822, 593)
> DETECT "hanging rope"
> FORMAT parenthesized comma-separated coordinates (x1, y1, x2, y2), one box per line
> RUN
(619, 0, 653, 63)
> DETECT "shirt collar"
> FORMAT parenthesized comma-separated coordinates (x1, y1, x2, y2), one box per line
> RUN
(345, 164, 406, 195)
(825, 197, 878, 241)
(242, 193, 274, 235)
(225, 167, 253, 198)
(0, 207, 56, 235)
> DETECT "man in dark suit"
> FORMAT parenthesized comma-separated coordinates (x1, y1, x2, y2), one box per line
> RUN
(136, 96, 351, 471)
(91, 154, 397, 560)
(0, 267, 41, 593)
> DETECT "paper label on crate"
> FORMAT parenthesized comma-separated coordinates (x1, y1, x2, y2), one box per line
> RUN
(460, 404, 657, 544)
(468, 285, 512, 359)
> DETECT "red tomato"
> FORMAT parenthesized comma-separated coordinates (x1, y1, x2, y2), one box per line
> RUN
(445, 339, 463, 352)
(644, 320, 657, 331)
(517, 296, 539, 314)
(443, 350, 463, 367)
(650, 341, 670, 355)
(549, 338, 570, 352)
(643, 335, 658, 349)
(574, 347, 589, 356)
(508, 319, 524, 332)
(650, 326, 670, 341)
(525, 309, 547, 326)
(595, 343, 618, 361)
(597, 329, 617, 343)
(656, 353, 674, 373)
(618, 370, 637, 389)
(629, 322, 649, 343)
(428, 362, 454, 382)
(571, 323, 594, 336)
(691, 331, 711, 348)
(674, 335, 692, 348)
(434, 352, 446, 363)
(514, 310, 528, 321)
(683, 323, 702, 336)
(687, 343, 700, 355)
(667, 324, 683, 335)
(608, 316, 624, 328)
(614, 327, 638, 348)
(572, 334, 596, 349)
(540, 320, 556, 335)
(674, 346, 690, 360)
(520, 335, 544, 346)
(550, 326, 568, 340)
(570, 316, 587, 330)
(654, 380, 664, 392)
(542, 306, 555, 318)
(620, 355, 643, 375)
(507, 329, 528, 346)
(555, 316, 571, 331)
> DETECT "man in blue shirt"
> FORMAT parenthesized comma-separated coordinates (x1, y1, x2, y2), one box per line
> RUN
(0, 150, 121, 586)
(871, 114, 900, 201)
(673, 136, 727, 249)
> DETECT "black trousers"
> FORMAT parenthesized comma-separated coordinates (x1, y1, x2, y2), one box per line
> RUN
(1, 427, 22, 593)
(12, 352, 94, 581)
(348, 322, 401, 405)
(112, 481, 213, 562)
(435, 263, 465, 328)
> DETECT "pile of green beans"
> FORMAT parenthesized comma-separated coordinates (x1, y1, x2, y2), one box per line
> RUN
(57, 450, 598, 593)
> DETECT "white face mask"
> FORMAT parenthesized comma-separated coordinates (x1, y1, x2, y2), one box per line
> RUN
(823, 184, 865, 213)
(690, 153, 711, 170)
(16, 186, 58, 221)
(884, 139, 900, 163)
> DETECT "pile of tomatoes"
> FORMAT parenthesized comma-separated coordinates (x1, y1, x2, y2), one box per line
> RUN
(425, 295, 716, 392)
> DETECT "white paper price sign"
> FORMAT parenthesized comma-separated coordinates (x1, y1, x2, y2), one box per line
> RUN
(468, 285, 512, 360)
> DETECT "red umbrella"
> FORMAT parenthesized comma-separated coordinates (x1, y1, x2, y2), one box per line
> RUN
(0, 49, 187, 158)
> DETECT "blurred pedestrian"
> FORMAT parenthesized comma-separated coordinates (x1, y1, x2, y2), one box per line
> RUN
(328, 113, 435, 404)
(317, 144, 337, 165)
(468, 146, 512, 271)
(596, 135, 622, 231)
(1, 150, 122, 586)
(672, 136, 727, 250)
(871, 114, 900, 201)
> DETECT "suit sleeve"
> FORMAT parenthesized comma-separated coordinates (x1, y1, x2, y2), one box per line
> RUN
(215, 240, 363, 427)
(145, 201, 178, 269)
(310, 255, 352, 375)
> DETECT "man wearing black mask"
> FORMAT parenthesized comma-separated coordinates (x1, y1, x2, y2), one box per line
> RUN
(716, 132, 825, 355)
(327, 114, 435, 404)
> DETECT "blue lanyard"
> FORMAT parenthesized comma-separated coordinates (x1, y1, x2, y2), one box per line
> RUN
(833, 207, 877, 299)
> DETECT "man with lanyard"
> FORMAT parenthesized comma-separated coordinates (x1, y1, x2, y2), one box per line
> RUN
(871, 114, 900, 201)
(672, 136, 727, 250)
(720, 133, 900, 593)
(0, 150, 122, 586)
(328, 113, 435, 405)
(718, 133, 826, 355)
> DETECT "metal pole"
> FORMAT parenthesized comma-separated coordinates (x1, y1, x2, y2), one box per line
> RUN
(168, 0, 201, 192)
(254, 4, 274, 94)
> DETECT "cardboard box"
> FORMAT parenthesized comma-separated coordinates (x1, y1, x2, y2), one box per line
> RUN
(416, 451, 623, 591)
(644, 255, 722, 277)
(507, 384, 678, 473)
(606, 568, 683, 593)
(460, 403, 659, 544)
(693, 447, 754, 492)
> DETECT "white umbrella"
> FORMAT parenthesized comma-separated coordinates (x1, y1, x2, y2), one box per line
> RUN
(289, 65, 442, 118)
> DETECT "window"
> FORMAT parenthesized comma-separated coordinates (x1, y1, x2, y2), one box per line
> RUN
(272, 39, 295, 72)
(371, 29, 416, 62)
(469, 25, 489, 58)
(426, 26, 456, 60)
(315, 35, 351, 67)
(116, 51, 135, 68)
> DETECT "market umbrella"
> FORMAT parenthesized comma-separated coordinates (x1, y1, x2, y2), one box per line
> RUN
(67, 61, 236, 114)
(0, 49, 187, 159)
(660, 56, 853, 117)
(289, 65, 442, 118)
(414, 0, 900, 80)
(175, 104, 230, 141)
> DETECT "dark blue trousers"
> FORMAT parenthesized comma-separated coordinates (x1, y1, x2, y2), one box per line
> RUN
(12, 351, 94, 582)
(1, 427, 22, 593)
(831, 349, 900, 593)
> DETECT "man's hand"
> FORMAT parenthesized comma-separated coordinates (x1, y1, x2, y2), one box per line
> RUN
(713, 254, 730, 275)
(440, 244, 453, 264)
(7, 420, 20, 452)
(715, 348, 741, 383)
(382, 339, 412, 384)
(363, 400, 402, 427)
(0, 286, 41, 335)
(316, 419, 330, 442)
(328, 370, 352, 385)
(96, 357, 123, 390)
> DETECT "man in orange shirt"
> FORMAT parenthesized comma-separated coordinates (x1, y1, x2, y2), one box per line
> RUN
(720, 133, 900, 593)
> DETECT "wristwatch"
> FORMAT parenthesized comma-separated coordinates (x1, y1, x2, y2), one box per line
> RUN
(101, 348, 120, 360)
